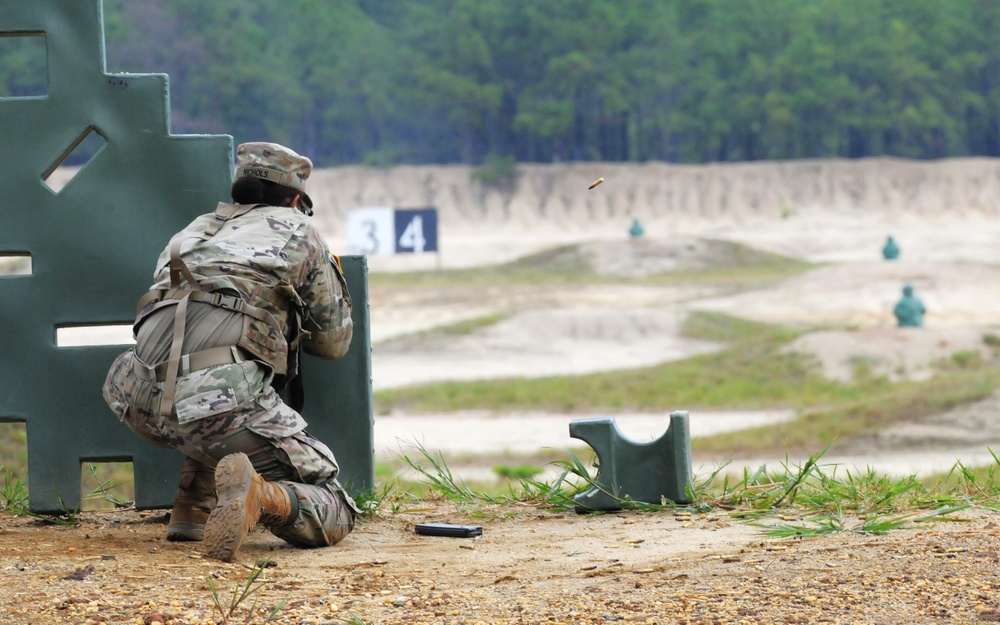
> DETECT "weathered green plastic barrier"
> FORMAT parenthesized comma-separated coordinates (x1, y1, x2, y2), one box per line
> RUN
(0, 0, 373, 513)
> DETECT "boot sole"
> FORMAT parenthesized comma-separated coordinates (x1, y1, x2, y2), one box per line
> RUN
(203, 454, 255, 562)
(167, 522, 205, 542)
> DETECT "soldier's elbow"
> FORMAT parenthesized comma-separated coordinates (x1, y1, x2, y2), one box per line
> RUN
(302, 321, 354, 360)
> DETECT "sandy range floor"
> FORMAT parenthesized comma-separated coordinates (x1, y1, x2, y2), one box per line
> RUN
(366, 210, 1000, 478)
(3, 503, 1000, 624)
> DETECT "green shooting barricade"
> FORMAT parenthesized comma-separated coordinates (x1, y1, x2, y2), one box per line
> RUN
(0, 0, 374, 513)
(570, 411, 692, 511)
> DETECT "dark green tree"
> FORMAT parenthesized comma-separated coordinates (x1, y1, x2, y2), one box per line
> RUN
(66, 0, 1000, 165)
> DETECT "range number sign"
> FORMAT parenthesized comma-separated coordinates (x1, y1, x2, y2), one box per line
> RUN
(346, 207, 438, 256)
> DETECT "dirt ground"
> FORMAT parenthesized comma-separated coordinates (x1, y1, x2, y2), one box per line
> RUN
(3, 503, 1000, 625)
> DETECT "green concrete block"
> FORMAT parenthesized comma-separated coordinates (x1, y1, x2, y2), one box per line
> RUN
(0, 0, 373, 513)
(570, 411, 693, 511)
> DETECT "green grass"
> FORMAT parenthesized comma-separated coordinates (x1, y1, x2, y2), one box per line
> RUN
(0, 467, 28, 511)
(0, 422, 27, 469)
(638, 244, 814, 287)
(373, 311, 836, 414)
(375, 311, 1000, 457)
(397, 443, 586, 512)
(697, 453, 968, 535)
(696, 369, 998, 455)
(368, 239, 812, 291)
(920, 451, 1000, 508)
(207, 556, 287, 624)
(374, 311, 513, 347)
(81, 462, 134, 510)
(493, 463, 544, 480)
(389, 442, 990, 538)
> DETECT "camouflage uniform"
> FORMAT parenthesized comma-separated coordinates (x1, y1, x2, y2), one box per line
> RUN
(103, 143, 357, 548)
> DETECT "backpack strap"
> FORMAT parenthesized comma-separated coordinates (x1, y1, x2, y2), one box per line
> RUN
(167, 236, 200, 294)
(158, 291, 191, 417)
(139, 202, 284, 418)
(202, 202, 260, 238)
(135, 288, 165, 318)
(164, 203, 262, 296)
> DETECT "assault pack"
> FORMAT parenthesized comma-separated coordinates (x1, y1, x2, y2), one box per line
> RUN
(132, 202, 309, 417)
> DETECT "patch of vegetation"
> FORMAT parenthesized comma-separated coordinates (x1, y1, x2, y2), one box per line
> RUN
(368, 240, 812, 291)
(0, 422, 27, 469)
(391, 442, 988, 539)
(692, 448, 964, 535)
(471, 154, 518, 191)
(944, 349, 984, 369)
(697, 368, 998, 455)
(0, 467, 28, 511)
(207, 556, 287, 625)
(679, 309, 784, 343)
(641, 240, 813, 287)
(921, 452, 1000, 508)
(375, 312, 513, 348)
(375, 311, 1000, 458)
(375, 311, 852, 415)
(493, 463, 543, 480)
(398, 443, 585, 511)
(81, 462, 134, 510)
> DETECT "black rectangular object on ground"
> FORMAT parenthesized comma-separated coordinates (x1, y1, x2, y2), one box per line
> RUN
(415, 523, 483, 538)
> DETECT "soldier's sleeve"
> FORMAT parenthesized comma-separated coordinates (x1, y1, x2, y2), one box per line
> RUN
(296, 226, 353, 360)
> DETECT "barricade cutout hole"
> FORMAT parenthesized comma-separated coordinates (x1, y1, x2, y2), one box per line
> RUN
(0, 252, 31, 276)
(81, 461, 134, 511)
(56, 323, 134, 347)
(42, 126, 109, 193)
(0, 32, 48, 98)
(0, 420, 28, 473)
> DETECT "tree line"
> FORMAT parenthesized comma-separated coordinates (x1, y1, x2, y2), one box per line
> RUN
(2, 0, 999, 167)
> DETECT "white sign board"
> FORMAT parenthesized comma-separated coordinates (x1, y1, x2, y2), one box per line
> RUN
(346, 207, 395, 256)
(346, 207, 439, 256)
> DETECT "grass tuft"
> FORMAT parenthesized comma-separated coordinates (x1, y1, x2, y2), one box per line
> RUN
(0, 466, 28, 512)
(394, 443, 997, 539)
(207, 557, 287, 625)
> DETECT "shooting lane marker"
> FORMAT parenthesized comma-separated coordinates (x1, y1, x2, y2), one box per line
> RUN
(588, 177, 604, 190)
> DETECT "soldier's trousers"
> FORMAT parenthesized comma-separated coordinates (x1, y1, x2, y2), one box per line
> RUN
(103, 349, 356, 548)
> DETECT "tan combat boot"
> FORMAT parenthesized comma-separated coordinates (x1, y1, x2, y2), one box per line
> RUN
(167, 457, 216, 542)
(203, 452, 298, 562)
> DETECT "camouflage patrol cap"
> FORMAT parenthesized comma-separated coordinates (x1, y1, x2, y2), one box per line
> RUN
(235, 142, 314, 209)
